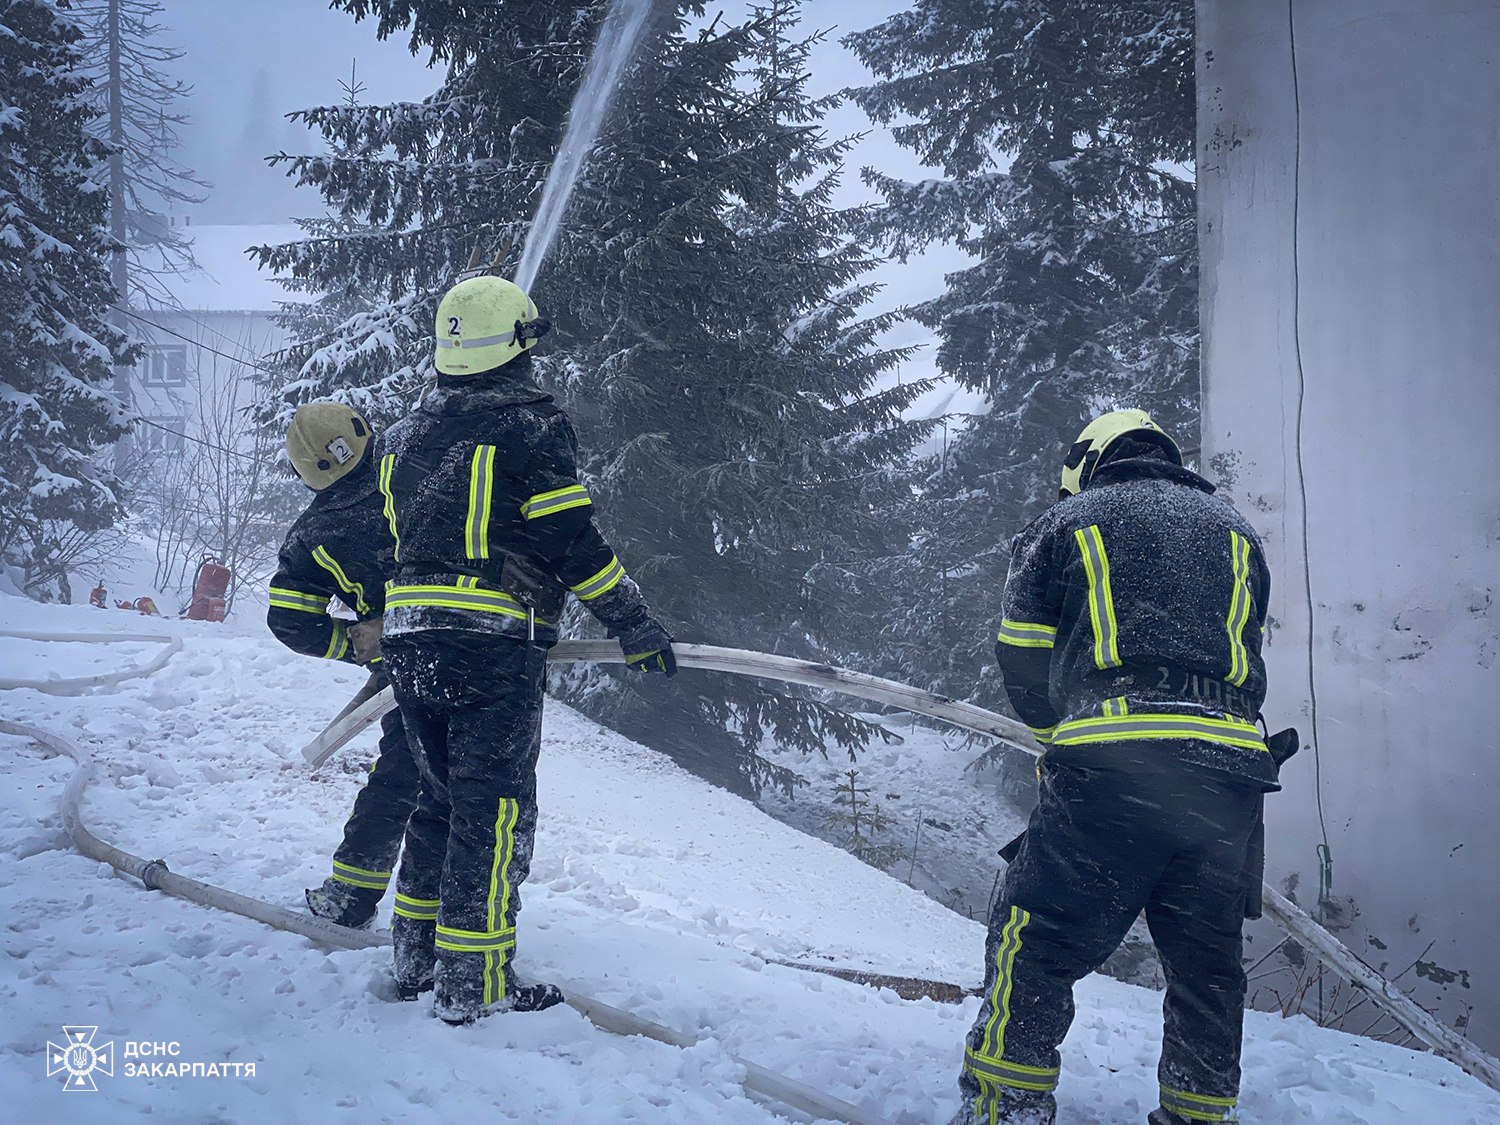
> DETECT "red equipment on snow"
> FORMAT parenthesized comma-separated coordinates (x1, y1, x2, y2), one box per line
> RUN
(89, 581, 108, 609)
(184, 554, 231, 622)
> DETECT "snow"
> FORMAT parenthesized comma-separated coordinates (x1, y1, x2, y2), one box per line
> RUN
(1, 593, 1497, 1124)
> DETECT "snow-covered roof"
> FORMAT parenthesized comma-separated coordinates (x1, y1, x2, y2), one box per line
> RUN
(153, 223, 307, 313)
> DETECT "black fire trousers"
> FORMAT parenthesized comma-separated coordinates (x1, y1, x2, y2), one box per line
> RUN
(324, 670, 422, 911)
(958, 753, 1261, 1125)
(383, 633, 547, 1014)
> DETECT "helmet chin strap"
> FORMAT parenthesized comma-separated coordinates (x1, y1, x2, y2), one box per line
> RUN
(513, 317, 552, 346)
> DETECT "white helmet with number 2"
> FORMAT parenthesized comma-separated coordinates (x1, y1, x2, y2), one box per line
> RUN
(434, 275, 547, 376)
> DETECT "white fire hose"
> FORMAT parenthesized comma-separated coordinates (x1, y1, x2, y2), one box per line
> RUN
(5, 632, 1496, 1100)
(303, 640, 1500, 1094)
(1, 709, 895, 1125)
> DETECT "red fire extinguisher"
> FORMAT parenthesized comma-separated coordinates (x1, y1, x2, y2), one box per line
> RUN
(184, 553, 232, 622)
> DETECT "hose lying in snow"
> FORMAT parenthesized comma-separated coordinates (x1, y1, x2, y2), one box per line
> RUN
(2, 716, 897, 1125)
(303, 640, 1500, 1095)
(0, 631, 183, 695)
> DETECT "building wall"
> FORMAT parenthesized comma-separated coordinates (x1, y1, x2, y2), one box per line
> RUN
(1197, 0, 1500, 1049)
(130, 310, 285, 454)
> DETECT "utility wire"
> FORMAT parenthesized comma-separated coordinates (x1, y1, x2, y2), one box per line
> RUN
(113, 306, 277, 375)
(1287, 0, 1334, 923)
(134, 417, 262, 462)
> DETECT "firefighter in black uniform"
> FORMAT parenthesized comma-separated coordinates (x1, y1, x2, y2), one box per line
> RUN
(955, 410, 1283, 1125)
(378, 274, 676, 1024)
(268, 401, 417, 929)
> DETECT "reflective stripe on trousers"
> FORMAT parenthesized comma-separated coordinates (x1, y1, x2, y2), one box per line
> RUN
(1161, 1084, 1238, 1123)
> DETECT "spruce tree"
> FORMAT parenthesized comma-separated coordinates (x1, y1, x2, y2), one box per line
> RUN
(257, 1, 932, 795)
(252, 0, 603, 435)
(843, 0, 1198, 703)
(539, 3, 933, 793)
(0, 0, 135, 598)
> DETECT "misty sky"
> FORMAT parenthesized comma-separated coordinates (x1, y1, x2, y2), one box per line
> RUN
(155, 0, 969, 412)
(160, 1, 940, 218)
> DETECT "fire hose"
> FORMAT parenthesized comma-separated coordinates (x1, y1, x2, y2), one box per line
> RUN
(0, 712, 894, 1125)
(5, 632, 1497, 1099)
(301, 640, 1500, 1095)
(0, 631, 183, 695)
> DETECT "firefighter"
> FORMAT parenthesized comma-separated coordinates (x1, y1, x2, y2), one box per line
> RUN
(955, 410, 1284, 1125)
(378, 274, 676, 1024)
(269, 401, 417, 930)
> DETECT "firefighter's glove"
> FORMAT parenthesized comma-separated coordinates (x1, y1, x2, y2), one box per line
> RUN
(348, 617, 384, 665)
(618, 617, 677, 677)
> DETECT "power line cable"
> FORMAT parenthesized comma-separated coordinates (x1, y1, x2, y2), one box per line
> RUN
(113, 306, 277, 375)
(134, 417, 261, 462)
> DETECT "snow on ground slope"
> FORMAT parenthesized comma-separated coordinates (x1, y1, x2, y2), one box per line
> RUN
(760, 718, 1030, 922)
(1, 596, 1496, 1125)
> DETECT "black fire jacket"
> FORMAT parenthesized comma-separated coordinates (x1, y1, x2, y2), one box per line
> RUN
(267, 458, 394, 663)
(377, 370, 652, 644)
(995, 455, 1280, 790)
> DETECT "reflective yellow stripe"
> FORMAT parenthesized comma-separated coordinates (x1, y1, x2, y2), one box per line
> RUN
(980, 905, 1031, 1062)
(570, 555, 625, 601)
(996, 618, 1058, 649)
(1051, 711, 1267, 752)
(1225, 531, 1253, 687)
(1161, 1085, 1238, 1122)
(963, 1048, 1060, 1092)
(393, 893, 439, 921)
(521, 483, 591, 520)
(484, 798, 520, 1004)
(466, 445, 496, 560)
(323, 621, 349, 661)
(331, 860, 390, 890)
(1027, 724, 1057, 743)
(311, 546, 370, 616)
(1101, 697, 1130, 718)
(269, 586, 328, 613)
(385, 583, 544, 623)
(378, 453, 401, 562)
(434, 925, 517, 953)
(1075, 525, 1122, 669)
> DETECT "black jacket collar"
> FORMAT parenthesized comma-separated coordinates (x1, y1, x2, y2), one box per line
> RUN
(1088, 456, 1216, 495)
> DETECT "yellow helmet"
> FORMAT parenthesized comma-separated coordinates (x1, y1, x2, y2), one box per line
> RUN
(434, 275, 549, 375)
(1058, 408, 1181, 499)
(286, 401, 372, 491)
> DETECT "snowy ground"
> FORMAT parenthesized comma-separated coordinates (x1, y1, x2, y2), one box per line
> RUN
(2, 595, 1497, 1124)
(760, 718, 1029, 922)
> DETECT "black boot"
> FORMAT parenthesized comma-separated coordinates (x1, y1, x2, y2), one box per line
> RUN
(396, 976, 435, 1002)
(1147, 1110, 1193, 1125)
(305, 880, 378, 929)
(434, 976, 564, 1025)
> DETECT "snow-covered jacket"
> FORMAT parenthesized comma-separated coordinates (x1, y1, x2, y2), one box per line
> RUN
(267, 458, 394, 663)
(994, 454, 1280, 789)
(377, 369, 652, 645)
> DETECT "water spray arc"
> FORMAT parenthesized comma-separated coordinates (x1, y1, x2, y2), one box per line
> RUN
(512, 0, 655, 294)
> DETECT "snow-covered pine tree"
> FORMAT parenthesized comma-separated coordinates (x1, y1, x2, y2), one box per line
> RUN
(256, 1, 932, 795)
(843, 0, 1198, 703)
(540, 3, 935, 794)
(251, 1, 604, 435)
(0, 0, 135, 599)
(71, 0, 208, 310)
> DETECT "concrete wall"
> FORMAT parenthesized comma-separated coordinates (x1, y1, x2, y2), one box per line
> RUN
(1197, 0, 1499, 1049)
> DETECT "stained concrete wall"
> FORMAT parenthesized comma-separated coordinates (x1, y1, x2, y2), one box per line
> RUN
(1197, 0, 1499, 1049)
